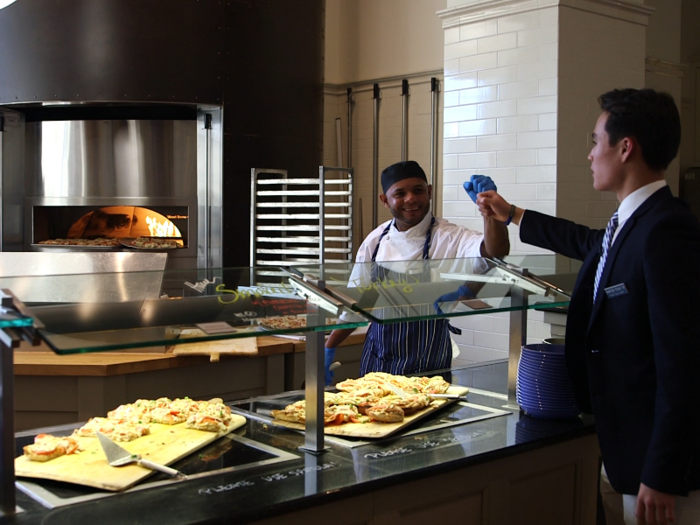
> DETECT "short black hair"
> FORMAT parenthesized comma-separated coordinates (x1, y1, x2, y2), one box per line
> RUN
(598, 88, 681, 171)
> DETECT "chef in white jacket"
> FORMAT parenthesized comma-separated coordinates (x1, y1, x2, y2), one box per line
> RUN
(324, 160, 509, 384)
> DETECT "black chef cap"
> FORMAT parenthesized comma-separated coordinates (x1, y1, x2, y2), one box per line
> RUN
(381, 160, 428, 194)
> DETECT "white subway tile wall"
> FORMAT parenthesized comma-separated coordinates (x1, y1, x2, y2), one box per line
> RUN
(438, 2, 649, 363)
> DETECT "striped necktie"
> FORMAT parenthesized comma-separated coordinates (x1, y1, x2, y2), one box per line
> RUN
(593, 212, 619, 301)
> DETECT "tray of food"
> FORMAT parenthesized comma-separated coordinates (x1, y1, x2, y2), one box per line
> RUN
(267, 372, 468, 439)
(257, 315, 337, 331)
(33, 238, 122, 250)
(15, 396, 246, 491)
(119, 237, 183, 250)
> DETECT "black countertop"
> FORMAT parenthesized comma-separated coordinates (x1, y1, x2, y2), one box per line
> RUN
(4, 361, 595, 525)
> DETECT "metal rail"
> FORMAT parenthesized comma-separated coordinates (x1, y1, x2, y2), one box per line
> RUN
(430, 78, 439, 213)
(251, 167, 354, 270)
(401, 79, 409, 161)
(372, 84, 380, 230)
(347, 88, 353, 168)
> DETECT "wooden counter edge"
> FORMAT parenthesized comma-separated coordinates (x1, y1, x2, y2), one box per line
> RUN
(13, 336, 296, 377)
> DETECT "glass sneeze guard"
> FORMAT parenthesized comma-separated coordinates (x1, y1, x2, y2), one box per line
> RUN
(0, 257, 573, 354)
(0, 256, 573, 516)
(287, 256, 573, 418)
(300, 257, 571, 323)
(6, 268, 366, 354)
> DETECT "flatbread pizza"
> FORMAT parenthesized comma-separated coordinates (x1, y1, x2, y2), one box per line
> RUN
(117, 236, 181, 249)
(23, 396, 236, 463)
(270, 372, 452, 426)
(37, 237, 120, 247)
(23, 434, 83, 462)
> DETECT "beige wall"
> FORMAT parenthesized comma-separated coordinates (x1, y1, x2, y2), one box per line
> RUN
(646, 0, 681, 62)
(644, 0, 682, 194)
(325, 0, 445, 85)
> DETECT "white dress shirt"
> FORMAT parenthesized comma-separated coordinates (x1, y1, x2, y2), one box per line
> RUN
(611, 180, 667, 246)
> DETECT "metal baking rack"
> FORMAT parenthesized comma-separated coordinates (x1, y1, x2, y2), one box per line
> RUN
(250, 167, 353, 286)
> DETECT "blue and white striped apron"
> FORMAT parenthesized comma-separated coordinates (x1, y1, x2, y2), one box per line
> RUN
(359, 217, 453, 377)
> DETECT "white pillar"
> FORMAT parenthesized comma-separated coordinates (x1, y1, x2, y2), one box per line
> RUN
(438, 0, 655, 251)
(437, 0, 657, 363)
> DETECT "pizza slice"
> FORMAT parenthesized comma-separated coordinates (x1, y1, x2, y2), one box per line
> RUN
(150, 406, 188, 425)
(169, 397, 204, 417)
(73, 417, 150, 442)
(107, 402, 152, 424)
(73, 417, 117, 438)
(366, 403, 405, 423)
(110, 422, 151, 442)
(186, 412, 227, 432)
(23, 434, 82, 462)
(185, 401, 233, 432)
(270, 399, 306, 424)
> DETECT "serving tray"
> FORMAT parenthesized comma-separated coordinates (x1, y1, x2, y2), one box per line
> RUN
(15, 415, 246, 491)
(269, 386, 469, 439)
(31, 243, 120, 252)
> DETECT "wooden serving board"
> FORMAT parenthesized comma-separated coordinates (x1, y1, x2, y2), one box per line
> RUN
(15, 415, 246, 492)
(270, 386, 469, 439)
(171, 329, 258, 361)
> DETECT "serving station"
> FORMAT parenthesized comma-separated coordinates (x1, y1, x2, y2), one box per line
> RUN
(0, 254, 600, 524)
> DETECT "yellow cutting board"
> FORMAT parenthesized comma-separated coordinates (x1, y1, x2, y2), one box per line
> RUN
(171, 329, 258, 361)
(15, 415, 246, 491)
(270, 386, 469, 439)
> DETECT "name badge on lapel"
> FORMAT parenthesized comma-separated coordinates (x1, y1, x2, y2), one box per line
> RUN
(604, 283, 628, 299)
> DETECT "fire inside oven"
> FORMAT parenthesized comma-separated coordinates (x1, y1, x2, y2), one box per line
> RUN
(32, 205, 188, 248)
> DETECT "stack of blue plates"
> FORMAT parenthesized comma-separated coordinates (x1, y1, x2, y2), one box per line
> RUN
(516, 343, 581, 420)
(515, 413, 585, 443)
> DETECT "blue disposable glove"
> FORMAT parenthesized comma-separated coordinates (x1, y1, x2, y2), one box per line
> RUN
(434, 285, 476, 314)
(324, 347, 337, 386)
(463, 174, 497, 204)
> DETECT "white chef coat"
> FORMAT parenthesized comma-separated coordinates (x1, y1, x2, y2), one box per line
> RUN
(356, 212, 484, 264)
(338, 212, 486, 322)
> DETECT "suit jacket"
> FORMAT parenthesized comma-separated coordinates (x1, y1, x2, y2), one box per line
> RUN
(521, 186, 700, 496)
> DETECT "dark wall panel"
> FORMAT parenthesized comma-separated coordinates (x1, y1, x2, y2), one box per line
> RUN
(0, 0, 224, 104)
(222, 0, 325, 266)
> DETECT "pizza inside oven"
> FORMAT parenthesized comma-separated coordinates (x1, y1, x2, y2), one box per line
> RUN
(37, 236, 182, 249)
(37, 238, 121, 247)
(129, 236, 181, 249)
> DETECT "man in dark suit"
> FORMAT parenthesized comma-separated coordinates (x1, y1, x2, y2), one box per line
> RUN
(477, 88, 700, 525)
